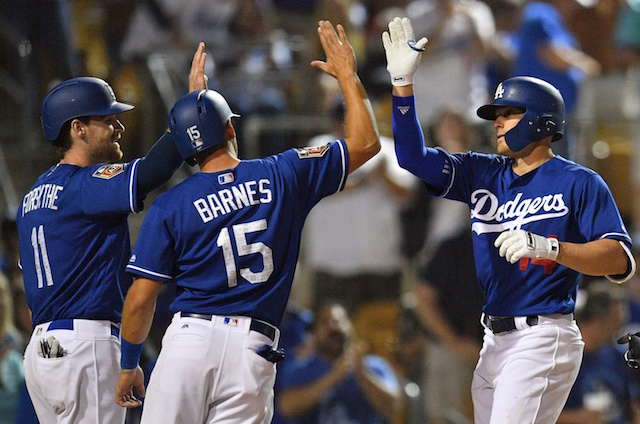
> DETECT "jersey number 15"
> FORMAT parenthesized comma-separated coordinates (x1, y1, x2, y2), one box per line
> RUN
(217, 219, 274, 287)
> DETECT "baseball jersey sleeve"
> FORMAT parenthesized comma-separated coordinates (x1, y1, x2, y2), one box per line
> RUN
(81, 159, 143, 214)
(575, 173, 635, 282)
(574, 173, 631, 243)
(126, 204, 174, 283)
(392, 95, 454, 192)
(275, 139, 349, 211)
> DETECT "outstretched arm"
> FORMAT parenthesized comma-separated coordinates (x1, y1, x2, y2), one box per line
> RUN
(311, 20, 380, 174)
(384, 17, 450, 188)
(136, 42, 210, 196)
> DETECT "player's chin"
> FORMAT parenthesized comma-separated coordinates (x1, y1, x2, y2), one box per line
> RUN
(111, 141, 124, 162)
(496, 139, 512, 156)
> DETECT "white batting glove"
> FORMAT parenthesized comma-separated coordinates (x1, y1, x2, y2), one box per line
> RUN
(382, 17, 428, 86)
(494, 230, 560, 264)
(37, 336, 65, 358)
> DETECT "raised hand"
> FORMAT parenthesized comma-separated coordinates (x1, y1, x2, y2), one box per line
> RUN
(189, 42, 208, 92)
(382, 17, 428, 86)
(311, 21, 356, 82)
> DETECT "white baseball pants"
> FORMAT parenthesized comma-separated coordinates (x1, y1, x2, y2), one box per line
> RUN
(140, 313, 279, 424)
(24, 319, 125, 424)
(472, 314, 584, 424)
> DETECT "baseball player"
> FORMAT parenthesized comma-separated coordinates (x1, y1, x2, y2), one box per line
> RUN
(17, 43, 209, 423)
(114, 20, 380, 424)
(383, 17, 636, 424)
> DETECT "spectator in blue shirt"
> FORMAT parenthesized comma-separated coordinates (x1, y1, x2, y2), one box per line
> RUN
(276, 301, 403, 424)
(513, 0, 601, 159)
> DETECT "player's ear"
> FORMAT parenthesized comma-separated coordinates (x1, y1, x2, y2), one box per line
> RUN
(225, 120, 235, 141)
(70, 119, 87, 140)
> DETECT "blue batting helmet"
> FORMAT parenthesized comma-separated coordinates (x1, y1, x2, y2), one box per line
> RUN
(40, 77, 134, 141)
(477, 76, 565, 152)
(169, 90, 240, 166)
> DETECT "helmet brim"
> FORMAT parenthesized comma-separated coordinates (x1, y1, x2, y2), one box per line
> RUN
(477, 104, 499, 121)
(91, 101, 134, 117)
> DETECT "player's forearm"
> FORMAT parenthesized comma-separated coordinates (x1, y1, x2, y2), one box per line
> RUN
(121, 278, 162, 344)
(392, 95, 450, 191)
(392, 94, 425, 176)
(393, 85, 413, 97)
(556, 238, 633, 279)
(340, 73, 381, 174)
(136, 132, 183, 197)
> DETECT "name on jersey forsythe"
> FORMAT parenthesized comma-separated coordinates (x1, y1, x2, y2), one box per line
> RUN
(470, 190, 569, 235)
(193, 179, 273, 223)
(21, 184, 64, 216)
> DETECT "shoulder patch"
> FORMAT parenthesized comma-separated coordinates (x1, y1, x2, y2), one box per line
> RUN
(295, 145, 330, 159)
(92, 163, 125, 179)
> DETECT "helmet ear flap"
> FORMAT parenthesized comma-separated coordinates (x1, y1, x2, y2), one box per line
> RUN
(538, 114, 556, 130)
(537, 114, 561, 140)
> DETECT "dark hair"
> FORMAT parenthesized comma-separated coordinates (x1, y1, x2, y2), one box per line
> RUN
(51, 116, 90, 158)
(310, 299, 348, 330)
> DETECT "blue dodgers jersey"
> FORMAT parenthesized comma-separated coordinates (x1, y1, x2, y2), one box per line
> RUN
(17, 161, 142, 325)
(126, 141, 348, 327)
(432, 151, 631, 316)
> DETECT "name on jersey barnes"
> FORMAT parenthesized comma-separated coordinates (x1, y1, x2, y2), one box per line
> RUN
(470, 190, 569, 235)
(21, 184, 64, 216)
(194, 179, 272, 223)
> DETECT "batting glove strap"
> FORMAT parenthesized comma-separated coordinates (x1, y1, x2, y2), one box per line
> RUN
(120, 339, 144, 370)
(382, 17, 428, 86)
(494, 230, 559, 264)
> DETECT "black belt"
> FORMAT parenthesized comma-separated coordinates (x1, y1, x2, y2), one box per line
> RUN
(483, 314, 539, 334)
(181, 313, 277, 342)
(48, 319, 120, 338)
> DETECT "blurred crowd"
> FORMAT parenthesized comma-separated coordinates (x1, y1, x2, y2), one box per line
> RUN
(1, 0, 640, 423)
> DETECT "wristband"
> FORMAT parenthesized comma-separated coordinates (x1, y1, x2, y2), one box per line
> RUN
(547, 237, 559, 261)
(120, 339, 144, 370)
(391, 75, 413, 86)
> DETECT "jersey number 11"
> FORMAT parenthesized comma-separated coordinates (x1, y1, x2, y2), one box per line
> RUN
(31, 225, 54, 288)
